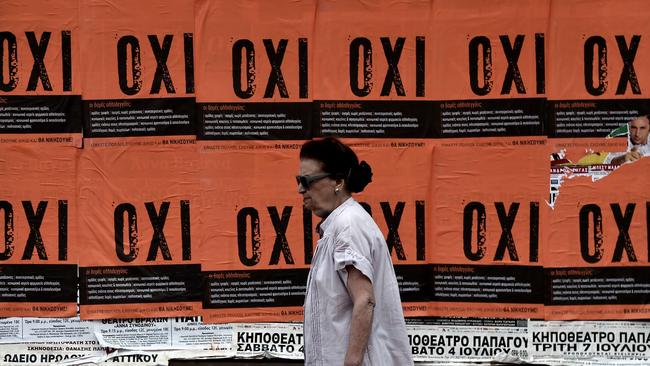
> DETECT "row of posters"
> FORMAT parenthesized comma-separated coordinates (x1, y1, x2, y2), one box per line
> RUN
(0, 317, 649, 365)
(1, 0, 650, 329)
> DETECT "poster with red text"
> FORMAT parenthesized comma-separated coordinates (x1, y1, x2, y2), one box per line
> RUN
(429, 0, 549, 319)
(545, 0, 650, 320)
(77, 0, 200, 319)
(0, 0, 80, 317)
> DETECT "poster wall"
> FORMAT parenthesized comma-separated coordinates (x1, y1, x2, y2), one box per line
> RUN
(1, 0, 650, 365)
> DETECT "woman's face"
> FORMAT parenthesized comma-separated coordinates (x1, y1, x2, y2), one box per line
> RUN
(298, 158, 338, 218)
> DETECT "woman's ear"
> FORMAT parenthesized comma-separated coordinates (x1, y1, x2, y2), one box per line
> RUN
(336, 178, 345, 190)
(332, 178, 344, 194)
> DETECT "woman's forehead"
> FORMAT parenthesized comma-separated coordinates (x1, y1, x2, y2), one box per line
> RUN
(300, 158, 324, 174)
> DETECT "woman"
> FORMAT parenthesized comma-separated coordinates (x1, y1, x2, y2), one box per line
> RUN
(298, 137, 413, 366)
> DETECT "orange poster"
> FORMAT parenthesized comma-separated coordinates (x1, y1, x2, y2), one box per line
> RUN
(77, 0, 200, 319)
(0, 0, 80, 317)
(0, 146, 78, 317)
(195, 0, 313, 322)
(194, 0, 314, 140)
(314, 0, 432, 138)
(0, 0, 82, 147)
(546, 0, 650, 320)
(310, 0, 435, 317)
(199, 139, 432, 323)
(429, 0, 549, 318)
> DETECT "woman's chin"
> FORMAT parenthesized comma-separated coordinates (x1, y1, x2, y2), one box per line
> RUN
(312, 208, 331, 219)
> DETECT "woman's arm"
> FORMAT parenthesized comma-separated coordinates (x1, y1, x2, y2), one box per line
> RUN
(344, 265, 375, 366)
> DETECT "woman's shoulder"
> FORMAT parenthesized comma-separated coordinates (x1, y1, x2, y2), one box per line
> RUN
(328, 201, 380, 240)
(334, 200, 373, 224)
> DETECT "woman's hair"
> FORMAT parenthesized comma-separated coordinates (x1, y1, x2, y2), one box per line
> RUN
(300, 137, 373, 193)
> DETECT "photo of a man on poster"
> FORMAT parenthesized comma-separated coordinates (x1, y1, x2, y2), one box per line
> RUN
(605, 114, 650, 165)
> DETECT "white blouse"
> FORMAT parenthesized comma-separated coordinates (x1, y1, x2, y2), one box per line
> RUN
(303, 198, 413, 365)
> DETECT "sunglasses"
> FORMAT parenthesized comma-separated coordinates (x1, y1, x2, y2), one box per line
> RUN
(296, 173, 331, 189)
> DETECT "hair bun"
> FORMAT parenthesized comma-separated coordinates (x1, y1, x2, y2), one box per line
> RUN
(348, 160, 373, 193)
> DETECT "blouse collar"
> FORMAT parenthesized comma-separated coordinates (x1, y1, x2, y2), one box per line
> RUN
(318, 197, 355, 237)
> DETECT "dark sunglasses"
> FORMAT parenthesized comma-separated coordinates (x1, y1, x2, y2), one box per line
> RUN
(296, 173, 331, 189)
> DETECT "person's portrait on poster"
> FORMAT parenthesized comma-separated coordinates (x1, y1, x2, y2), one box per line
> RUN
(297, 137, 413, 366)
(606, 114, 650, 165)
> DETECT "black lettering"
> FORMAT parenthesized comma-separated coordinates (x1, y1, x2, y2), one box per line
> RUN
(0, 32, 18, 91)
(303, 207, 313, 264)
(148, 34, 175, 94)
(535, 33, 545, 94)
(114, 203, 138, 262)
(579, 204, 603, 263)
(237, 207, 260, 266)
(58, 200, 67, 261)
(381, 202, 406, 260)
(469, 36, 493, 96)
(21, 201, 48, 260)
(493, 202, 520, 261)
(183, 33, 195, 93)
(500, 35, 525, 94)
(0, 201, 14, 260)
(463, 202, 486, 261)
(268, 206, 294, 264)
(380, 37, 405, 96)
(416, 36, 425, 97)
(117, 36, 142, 95)
(61, 31, 72, 91)
(299, 38, 308, 98)
(584, 36, 607, 96)
(232, 39, 255, 98)
(349, 37, 372, 97)
(615, 35, 641, 95)
(416, 200, 425, 261)
(263, 39, 289, 98)
(181, 200, 191, 260)
(611, 203, 637, 262)
(145, 202, 171, 261)
(529, 201, 539, 262)
(26, 32, 52, 91)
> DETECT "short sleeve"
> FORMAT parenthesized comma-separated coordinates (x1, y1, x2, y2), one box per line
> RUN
(333, 240, 374, 285)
